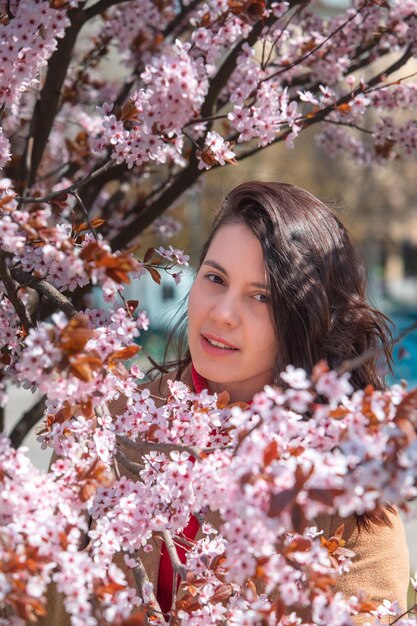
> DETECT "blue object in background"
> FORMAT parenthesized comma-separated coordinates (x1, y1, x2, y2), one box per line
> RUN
(388, 312, 417, 389)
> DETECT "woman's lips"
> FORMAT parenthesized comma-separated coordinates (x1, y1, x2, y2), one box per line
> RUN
(200, 334, 239, 356)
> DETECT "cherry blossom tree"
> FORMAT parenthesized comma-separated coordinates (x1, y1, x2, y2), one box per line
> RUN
(1, 0, 417, 624)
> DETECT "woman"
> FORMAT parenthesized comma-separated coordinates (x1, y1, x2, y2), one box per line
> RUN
(153, 181, 410, 621)
(41, 181, 411, 625)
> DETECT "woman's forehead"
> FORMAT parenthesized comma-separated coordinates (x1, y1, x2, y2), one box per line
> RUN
(203, 223, 267, 284)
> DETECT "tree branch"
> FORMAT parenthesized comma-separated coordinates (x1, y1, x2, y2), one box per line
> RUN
(9, 396, 46, 449)
(110, 157, 202, 250)
(10, 268, 78, 319)
(261, 3, 365, 85)
(200, 15, 274, 119)
(131, 550, 161, 613)
(0, 252, 32, 332)
(17, 159, 116, 204)
(159, 530, 187, 580)
(115, 449, 144, 476)
(117, 434, 202, 459)
(234, 46, 414, 163)
(18, 8, 87, 187)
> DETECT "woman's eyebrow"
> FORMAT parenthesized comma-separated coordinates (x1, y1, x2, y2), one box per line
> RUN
(203, 259, 226, 273)
(202, 259, 268, 290)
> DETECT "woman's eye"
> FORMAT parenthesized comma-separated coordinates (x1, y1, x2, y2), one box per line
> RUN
(205, 273, 224, 285)
(253, 293, 270, 303)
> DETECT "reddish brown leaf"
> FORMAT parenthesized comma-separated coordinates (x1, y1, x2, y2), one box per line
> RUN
(374, 139, 395, 158)
(120, 610, 147, 626)
(333, 523, 345, 542)
(119, 99, 140, 124)
(108, 345, 140, 365)
(396, 386, 417, 424)
(80, 482, 96, 502)
(126, 300, 139, 314)
(308, 488, 344, 506)
(200, 11, 211, 25)
(228, 0, 266, 18)
(294, 463, 314, 489)
(263, 440, 279, 468)
(95, 580, 127, 598)
(268, 488, 297, 517)
(337, 102, 351, 114)
(321, 536, 343, 555)
(60, 314, 95, 355)
(211, 582, 234, 603)
(146, 265, 161, 284)
(245, 579, 258, 596)
(216, 390, 231, 408)
(188, 584, 198, 597)
(0, 194, 16, 209)
(69, 354, 102, 382)
(291, 502, 307, 533)
(311, 360, 329, 383)
(143, 247, 155, 263)
(329, 407, 349, 419)
(310, 572, 337, 591)
(285, 537, 311, 554)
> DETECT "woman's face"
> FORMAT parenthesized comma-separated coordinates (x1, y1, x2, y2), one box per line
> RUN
(187, 222, 277, 402)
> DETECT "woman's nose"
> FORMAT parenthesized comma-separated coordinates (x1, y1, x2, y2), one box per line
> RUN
(210, 293, 240, 326)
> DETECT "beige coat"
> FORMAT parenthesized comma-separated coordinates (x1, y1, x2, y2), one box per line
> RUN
(37, 371, 410, 625)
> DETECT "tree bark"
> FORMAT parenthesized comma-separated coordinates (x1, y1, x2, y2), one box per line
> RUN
(18, 8, 86, 187)
(9, 396, 46, 449)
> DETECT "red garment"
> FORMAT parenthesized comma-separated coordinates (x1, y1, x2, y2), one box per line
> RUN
(156, 365, 208, 614)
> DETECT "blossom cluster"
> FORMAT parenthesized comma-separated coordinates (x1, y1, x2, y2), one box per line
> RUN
(0, 0, 80, 114)
(2, 360, 417, 625)
(0, 0, 416, 211)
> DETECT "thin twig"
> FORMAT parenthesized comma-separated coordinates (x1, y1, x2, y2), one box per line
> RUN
(233, 417, 263, 457)
(260, 4, 365, 84)
(338, 319, 417, 377)
(262, 3, 301, 70)
(72, 190, 99, 241)
(112, 455, 121, 480)
(390, 604, 417, 625)
(117, 434, 202, 459)
(323, 119, 373, 134)
(17, 159, 115, 205)
(0, 252, 32, 332)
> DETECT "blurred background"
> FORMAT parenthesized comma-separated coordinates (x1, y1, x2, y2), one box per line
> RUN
(4, 0, 416, 588)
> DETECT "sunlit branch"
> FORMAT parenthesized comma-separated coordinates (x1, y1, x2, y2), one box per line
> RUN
(159, 530, 187, 580)
(131, 550, 162, 612)
(10, 268, 78, 319)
